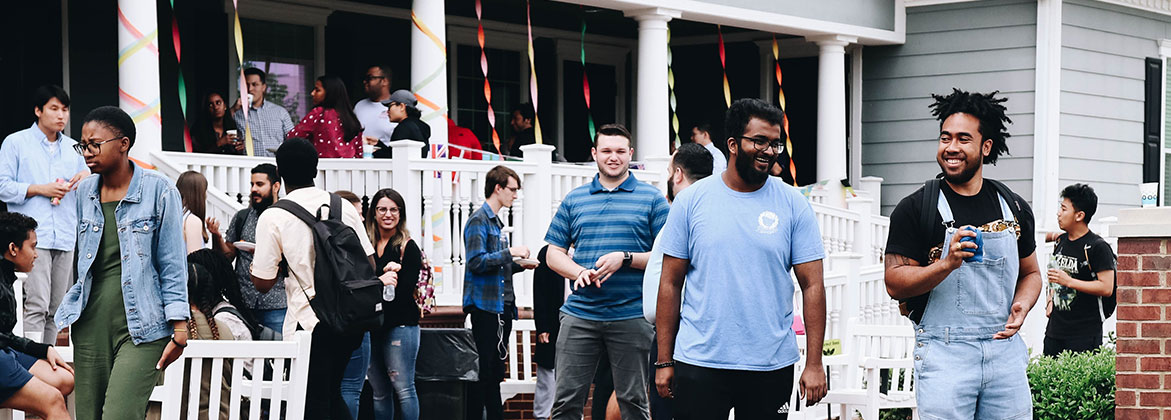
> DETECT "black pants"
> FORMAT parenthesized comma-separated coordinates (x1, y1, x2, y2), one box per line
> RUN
(468, 306, 514, 420)
(305, 326, 364, 420)
(647, 332, 673, 420)
(673, 361, 794, 420)
(1043, 334, 1101, 357)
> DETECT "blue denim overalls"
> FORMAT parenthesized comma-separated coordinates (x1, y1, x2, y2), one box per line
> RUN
(912, 190, 1033, 419)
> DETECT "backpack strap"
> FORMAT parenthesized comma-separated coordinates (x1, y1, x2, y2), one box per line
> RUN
(920, 178, 941, 238)
(272, 199, 319, 228)
(327, 193, 342, 222)
(984, 178, 1023, 223)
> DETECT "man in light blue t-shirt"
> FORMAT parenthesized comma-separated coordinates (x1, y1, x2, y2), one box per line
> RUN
(655, 98, 827, 419)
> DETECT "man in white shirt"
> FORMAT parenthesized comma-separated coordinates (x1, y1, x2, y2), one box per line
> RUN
(353, 65, 398, 155)
(641, 143, 712, 420)
(690, 123, 726, 174)
(251, 137, 375, 419)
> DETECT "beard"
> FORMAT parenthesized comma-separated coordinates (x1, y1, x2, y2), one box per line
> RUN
(251, 193, 274, 211)
(667, 178, 676, 202)
(734, 148, 772, 186)
(938, 154, 981, 185)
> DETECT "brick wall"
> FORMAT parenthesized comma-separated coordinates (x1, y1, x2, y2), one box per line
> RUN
(1116, 237, 1171, 419)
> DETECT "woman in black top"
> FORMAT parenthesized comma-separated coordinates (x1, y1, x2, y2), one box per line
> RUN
(373, 89, 431, 158)
(364, 188, 423, 420)
(0, 212, 74, 419)
(191, 91, 243, 155)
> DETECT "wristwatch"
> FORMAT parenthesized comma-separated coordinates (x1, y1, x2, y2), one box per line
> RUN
(622, 251, 633, 268)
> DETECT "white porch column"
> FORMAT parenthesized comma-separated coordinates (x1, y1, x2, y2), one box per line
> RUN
(807, 35, 857, 207)
(118, 0, 162, 162)
(411, 0, 448, 153)
(625, 8, 681, 161)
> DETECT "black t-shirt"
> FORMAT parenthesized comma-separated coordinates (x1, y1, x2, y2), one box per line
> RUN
(376, 239, 424, 328)
(1045, 231, 1116, 338)
(887, 180, 1036, 266)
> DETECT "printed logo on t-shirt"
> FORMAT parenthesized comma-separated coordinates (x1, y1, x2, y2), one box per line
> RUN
(757, 210, 779, 234)
(1050, 253, 1081, 311)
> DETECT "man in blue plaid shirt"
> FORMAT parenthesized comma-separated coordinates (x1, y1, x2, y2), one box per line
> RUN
(463, 165, 538, 420)
(232, 68, 294, 157)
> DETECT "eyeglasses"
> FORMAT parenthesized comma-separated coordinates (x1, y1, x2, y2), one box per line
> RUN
(363, 75, 386, 82)
(375, 206, 399, 215)
(73, 137, 123, 156)
(505, 186, 520, 193)
(738, 136, 785, 153)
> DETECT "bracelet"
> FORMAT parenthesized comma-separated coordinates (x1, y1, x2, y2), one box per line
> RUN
(654, 361, 675, 369)
(173, 328, 187, 333)
(171, 336, 188, 348)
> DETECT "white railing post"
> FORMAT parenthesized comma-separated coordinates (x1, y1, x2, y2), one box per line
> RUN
(521, 144, 555, 253)
(390, 141, 426, 241)
(828, 252, 863, 386)
(643, 155, 671, 192)
(858, 176, 883, 215)
(847, 197, 876, 265)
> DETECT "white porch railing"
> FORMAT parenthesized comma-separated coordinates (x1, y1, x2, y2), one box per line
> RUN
(149, 142, 891, 311)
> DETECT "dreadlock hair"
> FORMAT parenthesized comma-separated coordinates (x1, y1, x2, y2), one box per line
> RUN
(929, 88, 1012, 165)
(187, 249, 260, 336)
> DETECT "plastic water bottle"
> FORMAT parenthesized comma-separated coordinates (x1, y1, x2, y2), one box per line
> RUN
(383, 284, 396, 301)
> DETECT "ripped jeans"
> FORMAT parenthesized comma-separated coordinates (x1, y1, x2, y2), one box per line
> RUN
(368, 325, 421, 420)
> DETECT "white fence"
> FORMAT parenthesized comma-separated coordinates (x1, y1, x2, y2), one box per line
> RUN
(150, 142, 891, 310)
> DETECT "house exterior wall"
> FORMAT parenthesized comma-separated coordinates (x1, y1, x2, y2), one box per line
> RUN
(1059, 0, 1171, 218)
(862, 0, 1038, 215)
(689, 0, 896, 31)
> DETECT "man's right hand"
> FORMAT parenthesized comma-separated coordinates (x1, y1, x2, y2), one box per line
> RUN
(509, 246, 531, 259)
(655, 366, 674, 399)
(32, 182, 70, 200)
(206, 217, 222, 238)
(537, 332, 550, 344)
(572, 267, 595, 290)
(941, 226, 978, 271)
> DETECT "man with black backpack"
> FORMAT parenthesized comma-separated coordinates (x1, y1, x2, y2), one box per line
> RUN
(884, 89, 1042, 419)
(1043, 183, 1116, 356)
(251, 138, 380, 420)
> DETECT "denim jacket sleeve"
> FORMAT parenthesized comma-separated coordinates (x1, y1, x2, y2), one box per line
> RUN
(155, 184, 191, 321)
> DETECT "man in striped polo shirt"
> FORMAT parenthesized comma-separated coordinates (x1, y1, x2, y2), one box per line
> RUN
(545, 123, 670, 420)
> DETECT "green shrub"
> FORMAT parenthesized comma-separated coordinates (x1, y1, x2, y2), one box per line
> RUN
(1027, 346, 1115, 420)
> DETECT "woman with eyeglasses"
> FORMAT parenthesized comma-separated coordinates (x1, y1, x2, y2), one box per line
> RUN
(56, 106, 190, 420)
(286, 75, 364, 158)
(364, 188, 423, 420)
(191, 91, 243, 155)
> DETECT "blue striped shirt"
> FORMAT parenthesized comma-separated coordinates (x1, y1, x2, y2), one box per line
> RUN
(545, 173, 670, 321)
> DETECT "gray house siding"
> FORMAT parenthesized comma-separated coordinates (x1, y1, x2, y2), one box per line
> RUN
(862, 0, 1037, 215)
(1060, 0, 1171, 218)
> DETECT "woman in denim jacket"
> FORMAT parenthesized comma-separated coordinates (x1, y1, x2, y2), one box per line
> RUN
(54, 106, 191, 419)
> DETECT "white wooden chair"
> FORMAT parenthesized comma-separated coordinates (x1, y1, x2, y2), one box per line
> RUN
(500, 319, 538, 403)
(821, 319, 918, 420)
(149, 331, 313, 420)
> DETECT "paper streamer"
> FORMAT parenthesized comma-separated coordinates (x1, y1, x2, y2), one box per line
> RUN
(773, 36, 797, 185)
(718, 25, 730, 108)
(230, 0, 254, 156)
(668, 25, 681, 149)
(580, 13, 596, 141)
(526, 0, 542, 144)
(475, 0, 502, 155)
(166, 0, 193, 152)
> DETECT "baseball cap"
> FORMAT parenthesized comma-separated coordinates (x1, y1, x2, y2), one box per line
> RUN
(381, 89, 417, 107)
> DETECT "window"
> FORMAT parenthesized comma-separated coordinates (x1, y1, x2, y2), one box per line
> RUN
(241, 18, 315, 121)
(454, 45, 523, 155)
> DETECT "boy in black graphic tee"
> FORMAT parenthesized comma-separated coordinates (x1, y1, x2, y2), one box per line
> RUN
(1044, 183, 1116, 356)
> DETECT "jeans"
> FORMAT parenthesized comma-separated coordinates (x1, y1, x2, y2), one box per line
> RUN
(551, 314, 653, 420)
(305, 327, 364, 420)
(341, 332, 371, 420)
(672, 362, 794, 420)
(253, 308, 286, 335)
(368, 325, 421, 420)
(468, 307, 514, 420)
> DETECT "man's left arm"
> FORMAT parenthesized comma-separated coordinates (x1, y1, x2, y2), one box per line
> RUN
(996, 251, 1042, 339)
(793, 260, 827, 405)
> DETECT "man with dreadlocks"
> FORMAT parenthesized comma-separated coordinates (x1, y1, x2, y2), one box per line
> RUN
(883, 89, 1042, 419)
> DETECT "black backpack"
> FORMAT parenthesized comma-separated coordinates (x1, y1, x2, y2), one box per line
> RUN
(272, 193, 384, 336)
(901, 177, 1026, 324)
